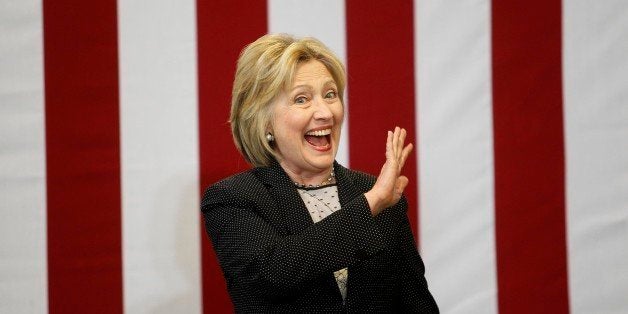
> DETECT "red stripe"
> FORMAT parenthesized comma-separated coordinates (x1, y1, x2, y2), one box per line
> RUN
(491, 1, 570, 312)
(346, 0, 419, 238)
(43, 1, 123, 312)
(196, 1, 267, 312)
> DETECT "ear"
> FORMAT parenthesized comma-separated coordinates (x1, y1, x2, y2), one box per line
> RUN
(266, 132, 275, 143)
(265, 121, 273, 135)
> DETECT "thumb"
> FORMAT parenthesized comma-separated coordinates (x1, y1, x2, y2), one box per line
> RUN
(395, 176, 409, 194)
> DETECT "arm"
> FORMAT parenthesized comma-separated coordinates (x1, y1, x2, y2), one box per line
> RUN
(361, 127, 437, 311)
(202, 185, 385, 300)
(396, 210, 440, 313)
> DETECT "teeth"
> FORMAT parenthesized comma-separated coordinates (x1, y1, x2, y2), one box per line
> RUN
(306, 129, 331, 137)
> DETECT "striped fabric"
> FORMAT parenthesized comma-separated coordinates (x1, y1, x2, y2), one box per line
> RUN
(1, 0, 627, 313)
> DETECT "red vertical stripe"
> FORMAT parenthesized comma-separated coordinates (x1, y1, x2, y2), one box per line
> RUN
(491, 1, 569, 313)
(196, 1, 267, 312)
(43, 1, 123, 313)
(346, 0, 419, 237)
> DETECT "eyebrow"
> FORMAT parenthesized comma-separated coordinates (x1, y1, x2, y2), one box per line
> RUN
(290, 80, 337, 92)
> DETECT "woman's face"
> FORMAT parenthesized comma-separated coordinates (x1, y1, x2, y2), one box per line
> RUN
(271, 60, 344, 178)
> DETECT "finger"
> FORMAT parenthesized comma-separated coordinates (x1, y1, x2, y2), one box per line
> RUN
(385, 130, 393, 159)
(396, 127, 405, 160)
(398, 128, 407, 159)
(391, 126, 400, 157)
(399, 143, 413, 169)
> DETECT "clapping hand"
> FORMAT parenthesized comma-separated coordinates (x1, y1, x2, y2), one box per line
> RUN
(365, 127, 413, 216)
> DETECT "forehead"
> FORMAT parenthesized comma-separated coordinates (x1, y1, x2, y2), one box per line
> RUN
(292, 60, 334, 85)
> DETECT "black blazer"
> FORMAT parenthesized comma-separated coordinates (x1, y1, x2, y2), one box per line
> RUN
(201, 161, 439, 313)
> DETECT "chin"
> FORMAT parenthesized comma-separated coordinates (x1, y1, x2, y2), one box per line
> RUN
(308, 155, 335, 169)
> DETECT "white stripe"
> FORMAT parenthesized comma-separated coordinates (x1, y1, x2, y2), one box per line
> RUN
(118, 1, 201, 312)
(268, 0, 350, 166)
(563, 1, 628, 313)
(0, 1, 48, 312)
(415, 1, 497, 312)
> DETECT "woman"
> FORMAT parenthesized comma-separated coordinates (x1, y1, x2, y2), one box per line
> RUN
(202, 34, 438, 312)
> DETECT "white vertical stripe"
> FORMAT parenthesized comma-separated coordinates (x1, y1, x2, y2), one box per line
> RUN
(0, 1, 47, 313)
(268, 0, 350, 166)
(118, 1, 201, 313)
(415, 1, 497, 312)
(563, 1, 628, 313)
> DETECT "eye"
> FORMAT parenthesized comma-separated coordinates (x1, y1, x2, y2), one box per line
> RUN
(325, 90, 337, 99)
(294, 95, 308, 105)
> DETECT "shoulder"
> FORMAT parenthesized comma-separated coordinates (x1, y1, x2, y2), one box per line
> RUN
(210, 169, 262, 191)
(335, 163, 377, 192)
(201, 169, 266, 211)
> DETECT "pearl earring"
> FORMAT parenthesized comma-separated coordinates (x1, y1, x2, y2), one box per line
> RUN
(266, 133, 275, 142)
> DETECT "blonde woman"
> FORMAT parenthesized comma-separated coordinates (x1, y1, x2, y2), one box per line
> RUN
(202, 34, 438, 312)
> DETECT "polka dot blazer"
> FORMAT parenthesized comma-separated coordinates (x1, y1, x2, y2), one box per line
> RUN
(201, 160, 439, 313)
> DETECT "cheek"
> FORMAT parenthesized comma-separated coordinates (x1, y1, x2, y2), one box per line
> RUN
(333, 104, 345, 125)
(282, 116, 300, 135)
(285, 110, 311, 130)
(275, 111, 306, 143)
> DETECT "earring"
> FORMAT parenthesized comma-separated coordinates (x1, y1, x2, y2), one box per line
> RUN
(266, 133, 275, 142)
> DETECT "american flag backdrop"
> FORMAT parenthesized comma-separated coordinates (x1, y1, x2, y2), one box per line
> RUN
(1, 0, 627, 313)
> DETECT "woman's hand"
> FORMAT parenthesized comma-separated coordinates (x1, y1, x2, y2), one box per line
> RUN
(364, 127, 413, 216)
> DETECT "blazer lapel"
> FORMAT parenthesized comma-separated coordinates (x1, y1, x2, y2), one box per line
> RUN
(332, 161, 374, 302)
(253, 160, 366, 235)
(253, 161, 314, 236)
(255, 160, 364, 303)
(334, 161, 364, 206)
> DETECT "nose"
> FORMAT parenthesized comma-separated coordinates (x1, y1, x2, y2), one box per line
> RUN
(313, 97, 333, 121)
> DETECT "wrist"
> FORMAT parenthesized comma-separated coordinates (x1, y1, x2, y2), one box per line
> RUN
(364, 191, 383, 216)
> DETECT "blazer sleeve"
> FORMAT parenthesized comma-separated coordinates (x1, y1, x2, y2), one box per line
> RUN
(396, 204, 440, 313)
(201, 181, 386, 300)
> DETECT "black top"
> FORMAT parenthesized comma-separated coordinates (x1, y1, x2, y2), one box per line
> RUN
(201, 160, 439, 313)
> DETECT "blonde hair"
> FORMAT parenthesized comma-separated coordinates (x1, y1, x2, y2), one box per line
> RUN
(230, 33, 346, 167)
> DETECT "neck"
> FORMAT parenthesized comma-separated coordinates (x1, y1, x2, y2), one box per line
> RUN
(279, 162, 335, 187)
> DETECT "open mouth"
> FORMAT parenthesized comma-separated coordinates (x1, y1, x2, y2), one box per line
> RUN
(304, 128, 332, 151)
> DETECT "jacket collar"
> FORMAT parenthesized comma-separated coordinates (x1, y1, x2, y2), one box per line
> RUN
(252, 159, 362, 235)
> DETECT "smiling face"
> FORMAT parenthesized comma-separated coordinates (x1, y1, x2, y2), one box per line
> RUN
(270, 60, 344, 182)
